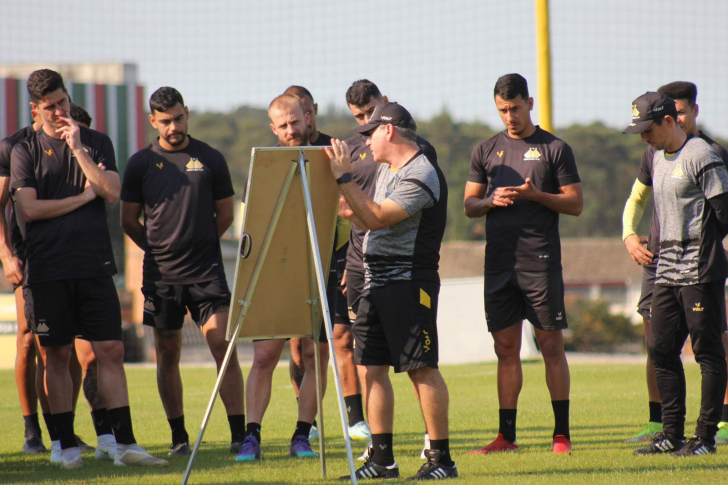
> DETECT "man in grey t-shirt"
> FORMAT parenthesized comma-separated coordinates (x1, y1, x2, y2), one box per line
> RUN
(326, 102, 455, 481)
(624, 91, 728, 457)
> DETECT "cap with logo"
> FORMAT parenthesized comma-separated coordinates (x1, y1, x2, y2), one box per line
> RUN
(623, 91, 677, 134)
(354, 102, 417, 135)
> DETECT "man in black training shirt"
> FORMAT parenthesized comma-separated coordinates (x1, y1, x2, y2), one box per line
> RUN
(622, 81, 728, 444)
(326, 102, 456, 480)
(464, 73, 583, 455)
(237, 94, 326, 462)
(344, 79, 437, 459)
(11, 69, 167, 469)
(120, 87, 245, 457)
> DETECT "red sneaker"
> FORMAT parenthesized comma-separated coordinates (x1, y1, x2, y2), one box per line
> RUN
(469, 433, 518, 455)
(552, 435, 571, 454)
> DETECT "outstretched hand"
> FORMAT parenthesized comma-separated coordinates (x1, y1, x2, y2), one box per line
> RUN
(324, 138, 352, 179)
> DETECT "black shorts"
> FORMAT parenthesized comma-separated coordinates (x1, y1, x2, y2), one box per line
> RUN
(637, 264, 657, 320)
(346, 270, 365, 325)
(353, 279, 439, 373)
(332, 245, 348, 325)
(27, 276, 122, 347)
(484, 270, 567, 333)
(142, 277, 231, 331)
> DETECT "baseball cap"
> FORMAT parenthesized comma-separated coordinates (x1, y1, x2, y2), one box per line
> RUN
(354, 102, 417, 135)
(623, 92, 677, 134)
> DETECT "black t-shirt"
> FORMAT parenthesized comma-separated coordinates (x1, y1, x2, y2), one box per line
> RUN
(312, 132, 332, 147)
(345, 133, 437, 272)
(121, 136, 234, 287)
(10, 127, 118, 284)
(0, 125, 35, 258)
(468, 127, 581, 272)
(637, 131, 728, 269)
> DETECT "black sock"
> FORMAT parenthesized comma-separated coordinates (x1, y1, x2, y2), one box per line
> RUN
(108, 406, 136, 445)
(552, 400, 570, 439)
(293, 421, 312, 440)
(371, 433, 394, 466)
(23, 413, 42, 439)
(429, 439, 454, 466)
(498, 409, 517, 443)
(313, 418, 317, 428)
(43, 413, 59, 441)
(228, 414, 246, 442)
(649, 401, 662, 423)
(246, 422, 261, 443)
(91, 408, 113, 436)
(344, 394, 365, 426)
(721, 404, 728, 423)
(53, 411, 76, 449)
(168, 415, 188, 445)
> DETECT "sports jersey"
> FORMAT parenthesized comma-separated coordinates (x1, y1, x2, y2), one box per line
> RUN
(346, 134, 437, 272)
(121, 136, 234, 287)
(637, 132, 728, 268)
(0, 125, 35, 257)
(468, 127, 580, 271)
(649, 135, 728, 286)
(311, 132, 332, 147)
(10, 127, 118, 284)
(363, 151, 447, 288)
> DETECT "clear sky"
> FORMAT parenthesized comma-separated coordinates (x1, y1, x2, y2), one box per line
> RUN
(2, 0, 727, 136)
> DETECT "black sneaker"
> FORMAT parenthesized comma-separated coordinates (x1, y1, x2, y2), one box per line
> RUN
(671, 436, 716, 457)
(339, 460, 400, 480)
(407, 449, 458, 481)
(75, 435, 95, 452)
(22, 436, 47, 454)
(168, 442, 191, 456)
(633, 432, 684, 455)
(230, 441, 243, 454)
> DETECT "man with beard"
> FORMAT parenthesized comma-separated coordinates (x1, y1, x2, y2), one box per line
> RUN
(236, 94, 326, 461)
(121, 86, 245, 456)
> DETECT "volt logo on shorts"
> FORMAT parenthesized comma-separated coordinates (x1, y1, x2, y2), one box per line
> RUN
(423, 330, 432, 353)
(693, 302, 705, 312)
(555, 311, 563, 321)
(143, 297, 156, 314)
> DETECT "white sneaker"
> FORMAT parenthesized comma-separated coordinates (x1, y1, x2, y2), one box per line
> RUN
(357, 441, 372, 462)
(420, 433, 430, 459)
(50, 440, 62, 463)
(95, 434, 117, 461)
(61, 447, 83, 469)
(309, 424, 319, 441)
(114, 443, 169, 467)
(348, 421, 372, 441)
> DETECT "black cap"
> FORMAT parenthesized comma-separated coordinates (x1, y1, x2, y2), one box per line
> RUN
(354, 102, 417, 135)
(623, 92, 677, 134)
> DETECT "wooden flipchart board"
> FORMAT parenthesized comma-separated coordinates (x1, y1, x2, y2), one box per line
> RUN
(226, 147, 338, 340)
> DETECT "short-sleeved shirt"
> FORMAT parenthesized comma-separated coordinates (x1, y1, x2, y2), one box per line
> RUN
(346, 134, 437, 273)
(363, 151, 447, 289)
(638, 131, 728, 268)
(649, 135, 728, 286)
(311, 132, 332, 147)
(468, 127, 581, 272)
(10, 127, 118, 284)
(0, 126, 35, 257)
(121, 136, 234, 287)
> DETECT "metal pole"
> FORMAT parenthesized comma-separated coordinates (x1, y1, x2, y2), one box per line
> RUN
(298, 151, 358, 484)
(181, 161, 299, 485)
(535, 0, 553, 133)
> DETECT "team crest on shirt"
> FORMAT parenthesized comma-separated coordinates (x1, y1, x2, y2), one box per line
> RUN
(671, 165, 685, 179)
(186, 158, 204, 171)
(36, 320, 50, 333)
(523, 147, 541, 161)
(497, 151, 504, 158)
(156, 162, 164, 170)
(359, 152, 367, 160)
(44, 149, 53, 156)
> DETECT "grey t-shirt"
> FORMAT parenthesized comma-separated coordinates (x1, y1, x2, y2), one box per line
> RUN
(653, 136, 728, 285)
(363, 152, 447, 289)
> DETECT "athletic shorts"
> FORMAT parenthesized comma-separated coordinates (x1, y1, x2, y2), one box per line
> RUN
(346, 270, 365, 324)
(484, 270, 567, 333)
(353, 279, 439, 373)
(142, 276, 231, 331)
(26, 276, 122, 347)
(637, 264, 657, 320)
(332, 245, 349, 325)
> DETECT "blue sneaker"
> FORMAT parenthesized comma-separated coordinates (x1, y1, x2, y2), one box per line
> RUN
(235, 435, 261, 462)
(349, 421, 372, 441)
(289, 435, 318, 458)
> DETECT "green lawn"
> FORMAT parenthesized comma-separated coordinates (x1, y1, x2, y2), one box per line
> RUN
(0, 361, 725, 484)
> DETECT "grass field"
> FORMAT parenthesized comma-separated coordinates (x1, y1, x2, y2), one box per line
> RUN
(0, 360, 726, 484)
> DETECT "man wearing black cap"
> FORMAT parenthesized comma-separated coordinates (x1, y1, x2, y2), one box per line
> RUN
(622, 82, 728, 445)
(624, 91, 728, 456)
(463, 73, 582, 455)
(326, 102, 456, 480)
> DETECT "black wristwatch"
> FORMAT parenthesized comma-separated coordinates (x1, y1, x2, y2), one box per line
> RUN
(336, 173, 353, 185)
